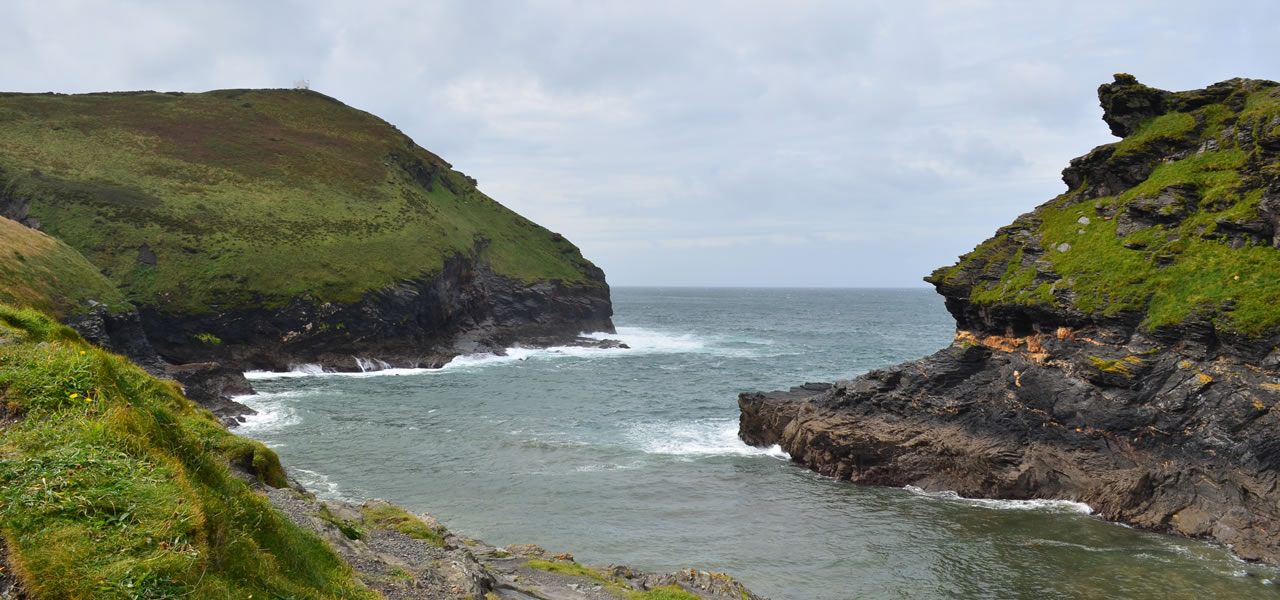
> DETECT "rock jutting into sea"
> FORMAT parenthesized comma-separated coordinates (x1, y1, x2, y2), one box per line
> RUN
(739, 75, 1280, 563)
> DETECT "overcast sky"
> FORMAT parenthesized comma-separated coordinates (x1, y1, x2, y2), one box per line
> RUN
(4, 1, 1278, 287)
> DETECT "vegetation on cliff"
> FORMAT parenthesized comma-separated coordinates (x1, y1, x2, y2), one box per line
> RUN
(0, 306, 373, 599)
(0, 216, 130, 318)
(0, 89, 604, 316)
(929, 76, 1280, 336)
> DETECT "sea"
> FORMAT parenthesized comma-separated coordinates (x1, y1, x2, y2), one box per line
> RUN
(236, 287, 1280, 600)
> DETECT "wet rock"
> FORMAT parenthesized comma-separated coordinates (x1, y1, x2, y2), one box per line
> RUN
(140, 244, 616, 372)
(163, 362, 256, 426)
(741, 322, 1280, 563)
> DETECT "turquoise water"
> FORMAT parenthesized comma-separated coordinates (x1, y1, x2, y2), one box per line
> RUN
(239, 288, 1280, 599)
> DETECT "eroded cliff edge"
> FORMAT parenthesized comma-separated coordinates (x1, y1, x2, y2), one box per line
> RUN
(739, 75, 1280, 563)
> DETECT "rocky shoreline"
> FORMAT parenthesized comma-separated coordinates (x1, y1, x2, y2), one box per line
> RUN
(257, 474, 767, 600)
(739, 76, 1280, 565)
(740, 323, 1280, 563)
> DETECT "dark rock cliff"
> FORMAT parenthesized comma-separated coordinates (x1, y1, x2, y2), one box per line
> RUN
(139, 245, 614, 372)
(739, 76, 1280, 563)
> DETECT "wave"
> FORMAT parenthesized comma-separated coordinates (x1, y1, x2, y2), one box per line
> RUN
(903, 485, 1093, 515)
(234, 390, 305, 433)
(293, 468, 344, 500)
(241, 326, 719, 378)
(243, 364, 432, 380)
(585, 326, 706, 353)
(629, 419, 790, 459)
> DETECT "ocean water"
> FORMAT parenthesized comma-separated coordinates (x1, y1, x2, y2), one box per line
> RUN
(237, 288, 1280, 600)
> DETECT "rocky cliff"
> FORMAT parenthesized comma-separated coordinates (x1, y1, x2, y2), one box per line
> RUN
(739, 75, 1280, 563)
(0, 89, 614, 372)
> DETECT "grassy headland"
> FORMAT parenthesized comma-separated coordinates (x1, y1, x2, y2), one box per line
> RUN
(0, 89, 602, 315)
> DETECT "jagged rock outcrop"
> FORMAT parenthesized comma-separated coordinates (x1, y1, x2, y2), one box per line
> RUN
(740, 75, 1280, 563)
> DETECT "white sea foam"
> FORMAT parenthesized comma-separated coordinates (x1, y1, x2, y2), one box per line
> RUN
(585, 326, 706, 354)
(244, 363, 432, 379)
(904, 485, 1093, 515)
(574, 462, 642, 473)
(630, 419, 790, 459)
(234, 390, 304, 433)
(293, 468, 343, 500)
(354, 356, 392, 372)
(241, 327, 717, 379)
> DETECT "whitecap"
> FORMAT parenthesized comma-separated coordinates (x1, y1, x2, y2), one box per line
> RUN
(903, 485, 1093, 515)
(234, 391, 304, 433)
(574, 462, 641, 473)
(293, 468, 343, 499)
(629, 419, 791, 459)
(242, 326, 722, 379)
(584, 326, 706, 354)
(243, 364, 432, 379)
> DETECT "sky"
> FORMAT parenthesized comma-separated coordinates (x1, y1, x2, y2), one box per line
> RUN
(3, 1, 1279, 287)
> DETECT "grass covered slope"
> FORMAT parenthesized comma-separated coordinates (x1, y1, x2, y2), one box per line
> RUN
(0, 89, 602, 315)
(0, 216, 130, 318)
(929, 75, 1280, 337)
(0, 306, 373, 599)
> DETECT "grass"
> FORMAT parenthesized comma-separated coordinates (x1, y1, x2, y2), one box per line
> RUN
(317, 505, 364, 541)
(524, 558, 609, 582)
(0, 216, 130, 318)
(361, 503, 446, 547)
(1113, 111, 1196, 156)
(0, 89, 604, 316)
(627, 586, 703, 600)
(0, 304, 375, 599)
(929, 81, 1280, 337)
(522, 559, 712, 599)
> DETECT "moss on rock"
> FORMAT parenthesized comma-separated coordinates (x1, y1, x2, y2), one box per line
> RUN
(929, 76, 1280, 337)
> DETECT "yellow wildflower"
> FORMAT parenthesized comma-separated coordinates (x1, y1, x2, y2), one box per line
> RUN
(69, 393, 79, 399)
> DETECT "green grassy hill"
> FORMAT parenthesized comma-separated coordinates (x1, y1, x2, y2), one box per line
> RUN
(0, 306, 373, 599)
(929, 76, 1280, 337)
(0, 216, 129, 319)
(0, 89, 602, 315)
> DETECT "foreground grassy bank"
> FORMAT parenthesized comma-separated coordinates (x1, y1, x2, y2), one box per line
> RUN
(0, 305, 374, 599)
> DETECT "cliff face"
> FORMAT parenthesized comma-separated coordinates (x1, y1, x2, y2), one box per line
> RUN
(740, 76, 1280, 562)
(0, 89, 614, 370)
(141, 246, 614, 371)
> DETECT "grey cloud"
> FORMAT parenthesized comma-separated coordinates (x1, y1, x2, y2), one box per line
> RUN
(4, 0, 1279, 286)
